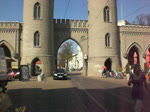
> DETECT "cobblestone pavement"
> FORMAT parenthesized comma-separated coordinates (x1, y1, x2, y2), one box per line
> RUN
(6, 73, 150, 112)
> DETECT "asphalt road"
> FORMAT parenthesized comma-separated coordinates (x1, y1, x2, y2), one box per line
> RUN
(6, 72, 150, 112)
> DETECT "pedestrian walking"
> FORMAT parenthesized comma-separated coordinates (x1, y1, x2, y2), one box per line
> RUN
(128, 64, 150, 112)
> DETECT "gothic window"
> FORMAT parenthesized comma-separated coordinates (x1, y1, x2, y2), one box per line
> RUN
(83, 22, 86, 27)
(104, 6, 110, 22)
(33, 2, 41, 19)
(34, 31, 40, 46)
(105, 33, 110, 47)
(74, 21, 77, 27)
(78, 21, 81, 27)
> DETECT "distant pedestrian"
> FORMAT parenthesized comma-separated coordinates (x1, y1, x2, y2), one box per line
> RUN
(128, 64, 150, 112)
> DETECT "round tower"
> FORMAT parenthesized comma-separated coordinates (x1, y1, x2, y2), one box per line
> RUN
(22, 0, 54, 76)
(88, 0, 121, 76)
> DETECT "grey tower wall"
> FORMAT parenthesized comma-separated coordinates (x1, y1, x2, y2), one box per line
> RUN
(88, 0, 120, 76)
(22, 0, 54, 76)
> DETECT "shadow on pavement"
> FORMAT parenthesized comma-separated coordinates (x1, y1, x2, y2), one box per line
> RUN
(8, 88, 88, 112)
(8, 87, 133, 112)
(7, 80, 150, 112)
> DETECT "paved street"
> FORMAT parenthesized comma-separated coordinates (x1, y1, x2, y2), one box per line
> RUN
(6, 72, 150, 112)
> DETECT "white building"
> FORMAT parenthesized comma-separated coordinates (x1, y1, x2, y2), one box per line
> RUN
(68, 46, 83, 71)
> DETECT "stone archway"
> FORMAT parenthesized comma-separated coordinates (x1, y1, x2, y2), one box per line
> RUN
(104, 58, 112, 71)
(0, 44, 12, 68)
(56, 39, 84, 71)
(0, 40, 17, 69)
(31, 58, 42, 76)
(54, 20, 88, 75)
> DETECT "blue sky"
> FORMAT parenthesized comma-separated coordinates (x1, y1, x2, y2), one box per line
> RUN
(0, 0, 150, 23)
(0, 0, 150, 54)
(117, 0, 150, 22)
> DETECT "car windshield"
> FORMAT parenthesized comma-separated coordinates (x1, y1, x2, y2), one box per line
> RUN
(55, 69, 65, 73)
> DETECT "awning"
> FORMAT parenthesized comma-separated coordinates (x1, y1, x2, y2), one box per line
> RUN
(5, 57, 16, 62)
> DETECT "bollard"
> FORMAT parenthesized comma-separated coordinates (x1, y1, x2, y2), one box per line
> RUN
(37, 73, 44, 82)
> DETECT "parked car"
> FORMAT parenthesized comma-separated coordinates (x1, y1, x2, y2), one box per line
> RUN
(53, 69, 67, 80)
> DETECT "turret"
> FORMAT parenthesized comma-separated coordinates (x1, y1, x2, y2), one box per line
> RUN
(88, 0, 120, 76)
(22, 0, 54, 76)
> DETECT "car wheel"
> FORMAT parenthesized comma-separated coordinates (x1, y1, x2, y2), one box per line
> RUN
(64, 77, 67, 80)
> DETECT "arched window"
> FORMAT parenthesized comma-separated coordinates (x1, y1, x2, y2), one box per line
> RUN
(104, 6, 110, 22)
(105, 33, 110, 47)
(34, 31, 40, 46)
(33, 2, 41, 19)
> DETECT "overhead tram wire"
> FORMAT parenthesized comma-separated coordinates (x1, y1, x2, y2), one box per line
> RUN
(99, 3, 150, 39)
(64, 0, 71, 19)
(88, 0, 109, 30)
(123, 2, 150, 20)
(89, 2, 150, 39)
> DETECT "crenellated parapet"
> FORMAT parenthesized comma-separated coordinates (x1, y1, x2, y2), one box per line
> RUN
(0, 22, 20, 28)
(54, 19, 88, 28)
(119, 25, 150, 35)
(0, 22, 21, 33)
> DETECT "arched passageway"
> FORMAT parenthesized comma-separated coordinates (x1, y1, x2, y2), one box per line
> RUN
(0, 44, 12, 69)
(128, 46, 139, 66)
(57, 39, 83, 71)
(104, 58, 112, 71)
(31, 58, 42, 76)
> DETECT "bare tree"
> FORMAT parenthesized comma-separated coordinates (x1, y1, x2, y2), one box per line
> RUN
(132, 14, 150, 25)
(132, 14, 146, 25)
(145, 14, 150, 25)
(58, 41, 74, 71)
